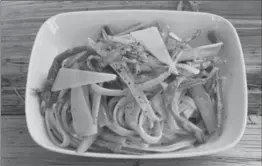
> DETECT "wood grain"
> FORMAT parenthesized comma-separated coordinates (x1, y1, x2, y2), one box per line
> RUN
(1, 1, 261, 115)
(1, 115, 261, 166)
(1, 1, 261, 166)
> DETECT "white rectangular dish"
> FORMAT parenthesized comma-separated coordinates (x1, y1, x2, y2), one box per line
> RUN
(26, 10, 247, 159)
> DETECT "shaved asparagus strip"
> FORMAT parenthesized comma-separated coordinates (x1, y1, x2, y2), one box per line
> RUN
(205, 76, 215, 94)
(82, 85, 91, 110)
(110, 62, 160, 121)
(49, 107, 81, 149)
(169, 104, 205, 143)
(188, 61, 213, 73)
(124, 137, 195, 153)
(56, 89, 69, 112)
(124, 98, 163, 144)
(134, 74, 155, 84)
(125, 136, 149, 148)
(137, 112, 164, 144)
(164, 81, 205, 143)
(91, 91, 101, 125)
(179, 78, 207, 90)
(98, 103, 111, 128)
(165, 108, 181, 132)
(90, 84, 126, 96)
(172, 48, 184, 62)
(107, 123, 135, 137)
(100, 129, 127, 145)
(120, 147, 148, 155)
(124, 101, 141, 131)
(57, 89, 69, 102)
(113, 97, 129, 128)
(53, 104, 70, 147)
(164, 81, 186, 132)
(86, 38, 108, 57)
(168, 32, 191, 50)
(143, 137, 194, 152)
(177, 63, 200, 75)
(94, 139, 122, 153)
(102, 28, 136, 45)
(205, 67, 220, 94)
(64, 51, 87, 68)
(184, 29, 201, 43)
(45, 108, 62, 146)
(163, 126, 188, 137)
(108, 96, 121, 119)
(169, 32, 183, 43)
(180, 96, 197, 110)
(216, 75, 226, 131)
(190, 84, 217, 134)
(151, 92, 167, 119)
(178, 67, 219, 90)
(107, 97, 135, 136)
(177, 42, 223, 62)
(116, 106, 127, 128)
(140, 71, 171, 91)
(60, 100, 79, 140)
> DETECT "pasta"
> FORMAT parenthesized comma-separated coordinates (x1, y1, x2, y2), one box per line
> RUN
(35, 21, 225, 154)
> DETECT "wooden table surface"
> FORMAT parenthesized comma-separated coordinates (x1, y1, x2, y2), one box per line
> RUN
(1, 1, 261, 166)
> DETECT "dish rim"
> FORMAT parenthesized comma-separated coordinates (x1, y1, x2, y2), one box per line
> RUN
(25, 9, 248, 159)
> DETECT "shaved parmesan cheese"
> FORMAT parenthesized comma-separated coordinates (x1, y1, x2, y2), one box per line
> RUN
(52, 68, 117, 91)
(71, 87, 97, 137)
(130, 27, 172, 65)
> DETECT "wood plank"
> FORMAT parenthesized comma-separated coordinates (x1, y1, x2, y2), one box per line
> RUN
(1, 115, 261, 166)
(1, 1, 261, 115)
(1, 1, 261, 19)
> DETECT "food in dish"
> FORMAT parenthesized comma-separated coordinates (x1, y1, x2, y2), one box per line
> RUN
(35, 20, 225, 154)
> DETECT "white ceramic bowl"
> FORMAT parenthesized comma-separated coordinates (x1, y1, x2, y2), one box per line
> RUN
(26, 10, 247, 159)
